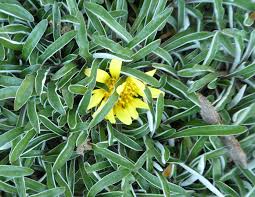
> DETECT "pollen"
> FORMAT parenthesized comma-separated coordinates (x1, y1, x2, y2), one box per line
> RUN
(104, 77, 117, 98)
(117, 78, 139, 107)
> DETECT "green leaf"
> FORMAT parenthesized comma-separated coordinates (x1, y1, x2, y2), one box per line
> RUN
(35, 67, 49, 95)
(93, 144, 135, 169)
(128, 8, 171, 48)
(24, 177, 47, 192)
(47, 82, 65, 114)
(166, 77, 199, 106)
(0, 165, 34, 177)
(132, 39, 161, 61)
(52, 132, 79, 172)
(75, 12, 91, 60)
(0, 180, 17, 193)
(10, 129, 37, 163)
(52, 63, 77, 80)
(157, 173, 171, 197)
(93, 35, 133, 57)
(163, 31, 213, 52)
(171, 125, 247, 138)
(88, 91, 119, 128)
(39, 115, 65, 136)
(154, 93, 164, 130)
(188, 73, 218, 93)
(27, 98, 40, 132)
(87, 169, 130, 197)
(121, 67, 160, 87)
(0, 3, 34, 22)
(68, 84, 87, 94)
(30, 187, 65, 197)
(109, 123, 143, 151)
(216, 181, 239, 197)
(229, 62, 255, 78)
(0, 75, 22, 86)
(67, 108, 77, 129)
(0, 86, 18, 100)
(84, 2, 132, 42)
(38, 30, 76, 64)
(66, 0, 78, 15)
(0, 127, 24, 147)
(214, 0, 224, 29)
(203, 31, 220, 66)
(55, 171, 73, 197)
(14, 74, 35, 111)
(174, 162, 224, 197)
(138, 168, 187, 194)
(22, 19, 48, 60)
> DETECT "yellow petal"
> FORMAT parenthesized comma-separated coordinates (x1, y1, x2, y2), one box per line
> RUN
(106, 108, 116, 124)
(87, 89, 105, 110)
(148, 87, 164, 98)
(132, 98, 149, 109)
(126, 103, 139, 119)
(115, 105, 132, 125)
(145, 69, 156, 76)
(116, 82, 126, 95)
(84, 68, 110, 83)
(109, 59, 122, 79)
(129, 77, 145, 97)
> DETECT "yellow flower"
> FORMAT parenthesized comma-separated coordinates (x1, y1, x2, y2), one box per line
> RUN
(84, 59, 163, 125)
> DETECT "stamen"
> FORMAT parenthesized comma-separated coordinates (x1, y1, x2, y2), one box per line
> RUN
(118, 79, 139, 107)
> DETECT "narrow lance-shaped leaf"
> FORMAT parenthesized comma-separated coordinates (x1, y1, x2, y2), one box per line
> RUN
(0, 180, 17, 194)
(171, 125, 247, 138)
(121, 67, 160, 87)
(0, 165, 34, 177)
(84, 2, 132, 42)
(154, 93, 164, 131)
(128, 8, 171, 48)
(10, 129, 37, 163)
(93, 144, 135, 169)
(109, 123, 143, 151)
(52, 132, 79, 172)
(38, 30, 76, 64)
(163, 31, 213, 52)
(30, 187, 65, 197)
(0, 86, 18, 100)
(87, 169, 130, 197)
(39, 115, 65, 136)
(132, 39, 161, 61)
(14, 74, 35, 111)
(0, 127, 24, 147)
(0, 3, 34, 22)
(22, 19, 48, 60)
(47, 82, 65, 115)
(75, 12, 91, 60)
(27, 98, 40, 133)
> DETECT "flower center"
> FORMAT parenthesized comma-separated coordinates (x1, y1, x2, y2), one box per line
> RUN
(104, 77, 117, 98)
(118, 78, 139, 107)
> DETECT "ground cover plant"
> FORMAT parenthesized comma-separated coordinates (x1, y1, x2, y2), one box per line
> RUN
(1, 0, 255, 196)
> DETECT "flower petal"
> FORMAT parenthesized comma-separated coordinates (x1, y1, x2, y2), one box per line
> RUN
(126, 103, 139, 119)
(132, 98, 149, 109)
(116, 82, 126, 95)
(109, 59, 122, 79)
(85, 68, 110, 83)
(148, 87, 163, 98)
(88, 89, 105, 110)
(129, 77, 145, 96)
(106, 108, 116, 124)
(145, 69, 156, 76)
(115, 105, 132, 125)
